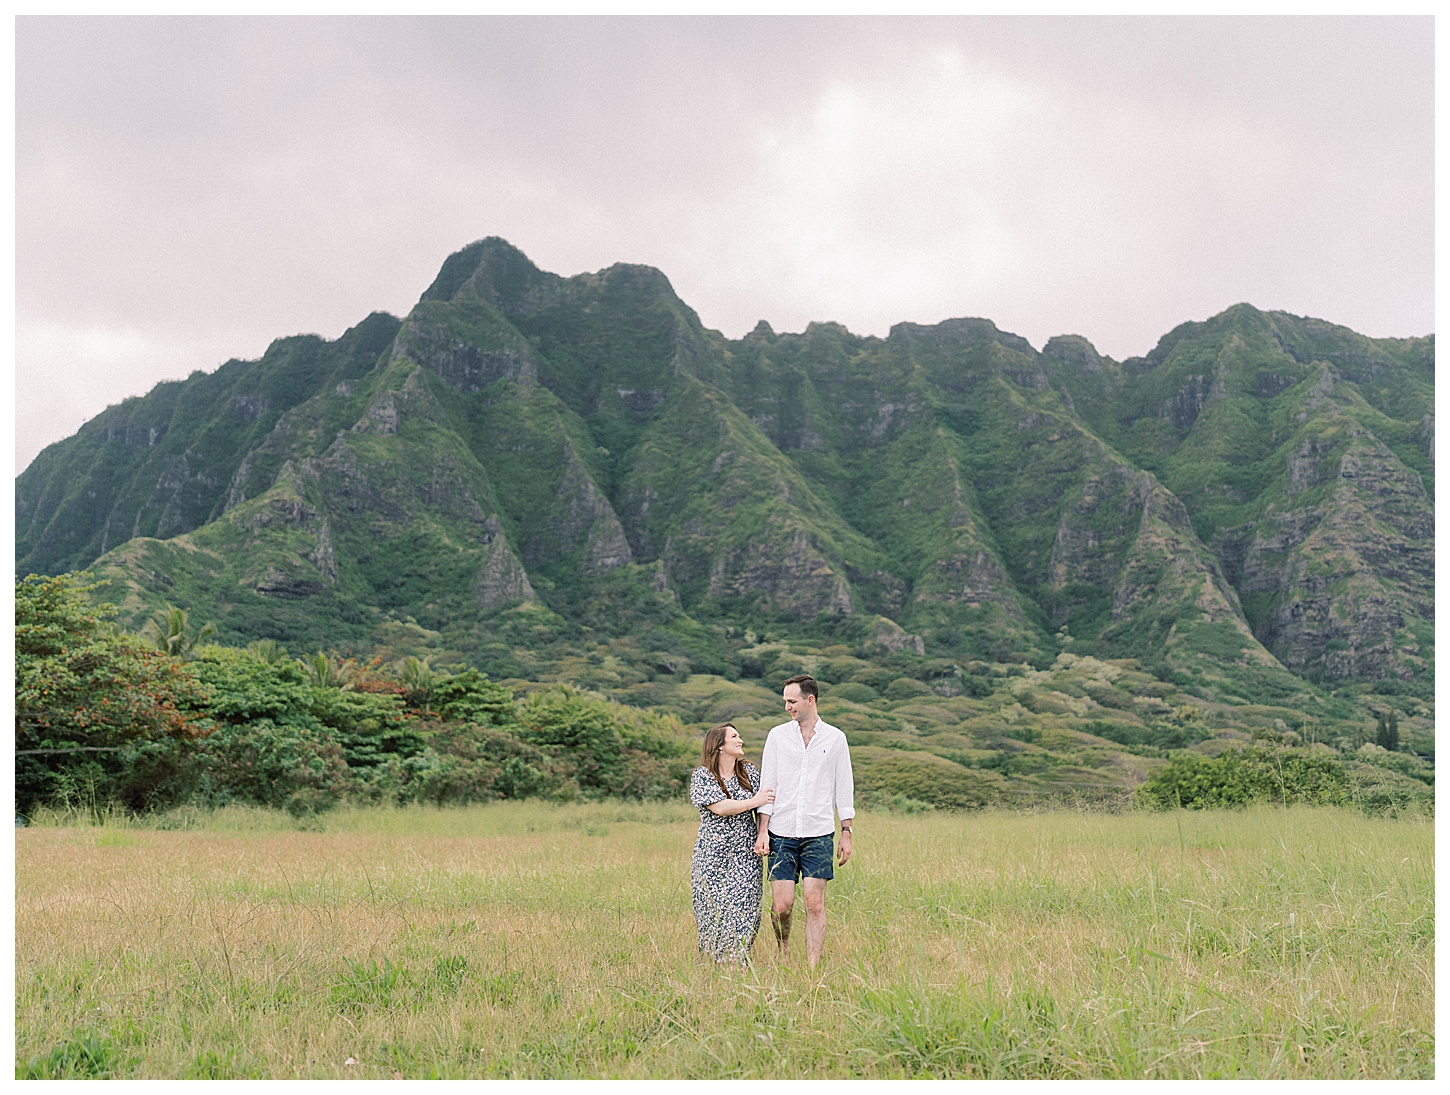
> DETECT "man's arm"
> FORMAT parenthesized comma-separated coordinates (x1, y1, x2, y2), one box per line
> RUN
(757, 730, 777, 817)
(753, 730, 776, 857)
(754, 810, 770, 857)
(836, 735, 855, 866)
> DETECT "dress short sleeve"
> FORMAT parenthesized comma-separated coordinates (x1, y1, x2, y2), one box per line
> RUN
(690, 767, 727, 807)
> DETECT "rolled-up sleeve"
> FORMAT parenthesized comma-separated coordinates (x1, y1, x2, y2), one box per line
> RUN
(835, 737, 855, 822)
(757, 731, 777, 816)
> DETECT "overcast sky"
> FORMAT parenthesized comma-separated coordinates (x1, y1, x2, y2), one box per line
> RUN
(15, 15, 1434, 471)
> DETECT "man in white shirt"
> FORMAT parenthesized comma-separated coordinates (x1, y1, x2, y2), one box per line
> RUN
(753, 673, 854, 968)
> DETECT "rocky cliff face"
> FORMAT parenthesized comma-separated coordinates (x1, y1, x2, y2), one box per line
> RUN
(1217, 371, 1433, 681)
(18, 241, 1432, 700)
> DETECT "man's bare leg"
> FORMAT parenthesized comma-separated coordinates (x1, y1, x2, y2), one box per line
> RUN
(802, 877, 828, 968)
(770, 880, 796, 956)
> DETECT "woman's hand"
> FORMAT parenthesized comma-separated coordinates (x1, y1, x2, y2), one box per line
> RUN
(752, 787, 775, 809)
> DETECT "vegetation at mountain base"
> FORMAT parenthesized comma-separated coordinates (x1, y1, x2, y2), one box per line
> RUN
(1134, 745, 1350, 809)
(15, 573, 696, 819)
(15, 573, 208, 813)
(17, 573, 1431, 821)
(14, 239, 1434, 808)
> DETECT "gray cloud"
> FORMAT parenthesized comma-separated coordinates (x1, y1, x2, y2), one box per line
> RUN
(16, 15, 1432, 469)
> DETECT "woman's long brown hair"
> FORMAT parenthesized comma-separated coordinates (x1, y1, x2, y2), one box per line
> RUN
(701, 723, 755, 798)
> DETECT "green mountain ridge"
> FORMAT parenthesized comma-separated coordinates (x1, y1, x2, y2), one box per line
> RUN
(18, 240, 1433, 726)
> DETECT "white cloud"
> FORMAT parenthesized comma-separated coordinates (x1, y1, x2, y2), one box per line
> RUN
(14, 16, 1433, 472)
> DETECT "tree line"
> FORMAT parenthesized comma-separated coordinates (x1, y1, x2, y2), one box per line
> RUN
(15, 573, 692, 819)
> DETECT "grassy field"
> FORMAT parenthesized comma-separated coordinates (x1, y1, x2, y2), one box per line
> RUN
(15, 801, 1433, 1079)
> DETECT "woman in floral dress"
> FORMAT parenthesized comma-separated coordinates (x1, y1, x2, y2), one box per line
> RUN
(689, 723, 774, 964)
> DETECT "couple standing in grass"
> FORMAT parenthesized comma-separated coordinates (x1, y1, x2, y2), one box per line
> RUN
(689, 674, 855, 968)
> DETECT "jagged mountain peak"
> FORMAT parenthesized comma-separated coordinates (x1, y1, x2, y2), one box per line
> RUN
(889, 316, 1035, 357)
(418, 236, 546, 305)
(580, 261, 678, 297)
(1041, 335, 1107, 371)
(16, 242, 1433, 707)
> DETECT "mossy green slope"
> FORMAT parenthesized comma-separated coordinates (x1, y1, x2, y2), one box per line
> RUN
(702, 313, 1301, 701)
(1042, 306, 1434, 688)
(95, 351, 535, 655)
(714, 319, 1048, 661)
(17, 312, 402, 576)
(617, 373, 895, 620)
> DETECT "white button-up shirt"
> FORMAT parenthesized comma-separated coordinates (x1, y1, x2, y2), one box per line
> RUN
(757, 718, 855, 838)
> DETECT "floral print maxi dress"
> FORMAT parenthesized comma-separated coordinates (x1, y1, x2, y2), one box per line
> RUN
(689, 762, 763, 963)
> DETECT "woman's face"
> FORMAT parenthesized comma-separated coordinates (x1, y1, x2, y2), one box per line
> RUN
(720, 726, 744, 757)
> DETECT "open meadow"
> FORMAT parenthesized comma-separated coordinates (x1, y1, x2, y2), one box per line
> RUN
(15, 801, 1432, 1079)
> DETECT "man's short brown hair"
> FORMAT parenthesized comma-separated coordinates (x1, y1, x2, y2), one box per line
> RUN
(782, 674, 818, 700)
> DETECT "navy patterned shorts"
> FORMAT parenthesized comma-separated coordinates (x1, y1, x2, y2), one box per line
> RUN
(768, 832, 834, 882)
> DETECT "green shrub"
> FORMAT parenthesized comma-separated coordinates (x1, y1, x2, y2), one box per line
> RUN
(1136, 745, 1349, 810)
(764, 656, 806, 692)
(884, 677, 933, 701)
(958, 675, 992, 698)
(19, 1032, 137, 1079)
(517, 686, 691, 799)
(851, 667, 898, 690)
(1342, 762, 1434, 817)
(1084, 720, 1152, 746)
(382, 722, 554, 805)
(190, 648, 425, 772)
(429, 670, 519, 727)
(827, 682, 880, 704)
(1085, 719, 1210, 750)
(1352, 746, 1432, 785)
(194, 717, 353, 814)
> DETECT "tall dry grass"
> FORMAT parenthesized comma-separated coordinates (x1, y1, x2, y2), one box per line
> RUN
(15, 801, 1432, 1078)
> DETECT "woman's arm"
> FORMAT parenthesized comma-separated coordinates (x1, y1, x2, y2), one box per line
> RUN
(705, 798, 755, 817)
(706, 783, 775, 816)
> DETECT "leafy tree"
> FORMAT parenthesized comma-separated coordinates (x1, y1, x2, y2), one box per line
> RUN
(299, 651, 352, 690)
(400, 655, 432, 690)
(246, 639, 287, 664)
(1375, 710, 1400, 751)
(15, 573, 205, 814)
(194, 717, 352, 815)
(517, 687, 625, 792)
(959, 674, 992, 699)
(144, 605, 216, 659)
(430, 669, 519, 727)
(391, 720, 553, 805)
(517, 686, 690, 798)
(190, 648, 424, 786)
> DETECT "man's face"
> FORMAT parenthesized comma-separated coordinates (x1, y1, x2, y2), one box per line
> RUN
(783, 683, 813, 722)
